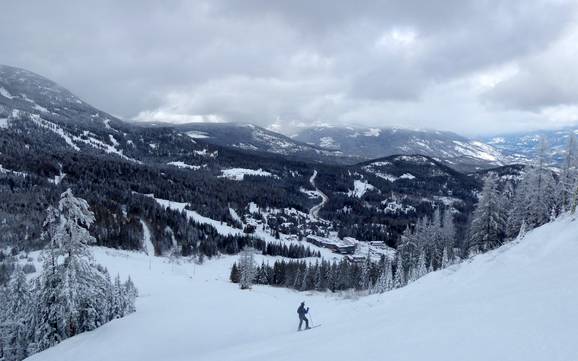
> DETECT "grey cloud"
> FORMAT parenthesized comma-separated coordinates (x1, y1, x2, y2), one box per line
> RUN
(484, 70, 578, 111)
(483, 25, 578, 111)
(0, 0, 576, 135)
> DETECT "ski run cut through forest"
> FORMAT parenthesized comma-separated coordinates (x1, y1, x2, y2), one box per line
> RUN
(24, 214, 578, 361)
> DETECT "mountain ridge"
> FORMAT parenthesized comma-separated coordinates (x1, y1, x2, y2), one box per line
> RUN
(292, 125, 507, 172)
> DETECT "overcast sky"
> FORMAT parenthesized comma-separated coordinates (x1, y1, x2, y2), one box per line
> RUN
(1, 0, 577, 136)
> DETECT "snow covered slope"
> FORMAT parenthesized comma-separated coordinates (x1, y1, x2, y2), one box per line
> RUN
(27, 215, 578, 361)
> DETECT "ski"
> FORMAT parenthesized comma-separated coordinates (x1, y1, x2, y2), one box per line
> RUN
(298, 325, 321, 332)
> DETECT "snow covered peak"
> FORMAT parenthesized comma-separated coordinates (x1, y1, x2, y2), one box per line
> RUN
(0, 64, 81, 107)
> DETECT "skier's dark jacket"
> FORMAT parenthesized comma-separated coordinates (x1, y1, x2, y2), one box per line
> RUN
(297, 304, 308, 318)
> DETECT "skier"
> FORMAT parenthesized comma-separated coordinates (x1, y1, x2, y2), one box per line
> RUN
(297, 301, 310, 331)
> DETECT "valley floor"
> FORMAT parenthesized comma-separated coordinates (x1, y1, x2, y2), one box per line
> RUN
(27, 215, 578, 361)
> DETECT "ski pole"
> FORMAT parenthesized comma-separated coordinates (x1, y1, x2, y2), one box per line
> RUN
(308, 311, 314, 325)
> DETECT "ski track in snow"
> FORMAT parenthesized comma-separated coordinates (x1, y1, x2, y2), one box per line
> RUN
(308, 170, 329, 221)
(27, 215, 578, 361)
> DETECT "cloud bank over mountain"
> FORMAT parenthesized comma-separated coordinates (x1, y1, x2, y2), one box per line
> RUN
(1, 0, 577, 135)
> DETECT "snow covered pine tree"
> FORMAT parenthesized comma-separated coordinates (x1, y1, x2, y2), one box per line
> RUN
(0, 189, 138, 361)
(0, 267, 32, 361)
(238, 248, 257, 289)
(468, 174, 507, 254)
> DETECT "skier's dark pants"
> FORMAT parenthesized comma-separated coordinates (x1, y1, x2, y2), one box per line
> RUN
(299, 315, 309, 330)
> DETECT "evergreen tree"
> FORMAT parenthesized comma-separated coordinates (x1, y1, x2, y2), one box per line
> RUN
(373, 259, 393, 294)
(300, 266, 312, 291)
(33, 189, 137, 354)
(469, 174, 507, 254)
(238, 248, 256, 289)
(229, 262, 240, 283)
(393, 255, 405, 288)
(314, 263, 324, 291)
(0, 268, 32, 361)
(293, 267, 302, 289)
(441, 209, 456, 262)
(254, 262, 269, 285)
(441, 247, 450, 269)
(111, 275, 126, 319)
(414, 250, 427, 280)
(517, 219, 528, 240)
(561, 134, 577, 211)
(359, 253, 371, 290)
(525, 139, 560, 227)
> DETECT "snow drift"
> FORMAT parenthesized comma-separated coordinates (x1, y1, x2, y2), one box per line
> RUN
(27, 215, 578, 361)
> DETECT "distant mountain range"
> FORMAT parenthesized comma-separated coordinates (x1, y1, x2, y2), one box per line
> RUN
(481, 128, 578, 165)
(2, 63, 572, 176)
(157, 122, 522, 172)
(167, 122, 353, 164)
(145, 122, 508, 171)
(292, 126, 508, 172)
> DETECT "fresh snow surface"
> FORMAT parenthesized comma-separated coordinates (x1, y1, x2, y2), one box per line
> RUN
(0, 164, 27, 177)
(220, 168, 274, 181)
(0, 87, 14, 99)
(194, 149, 218, 158)
(348, 179, 375, 198)
(381, 200, 416, 214)
(319, 136, 337, 148)
(48, 172, 66, 185)
(33, 103, 49, 113)
(248, 201, 260, 214)
(488, 137, 506, 144)
(229, 207, 242, 224)
(140, 220, 155, 256)
(167, 161, 203, 170)
(399, 173, 416, 180)
(452, 140, 500, 162)
(109, 134, 120, 147)
(29, 215, 578, 361)
(103, 118, 113, 130)
(186, 130, 210, 139)
(364, 128, 381, 137)
(373, 172, 398, 182)
(235, 142, 259, 151)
